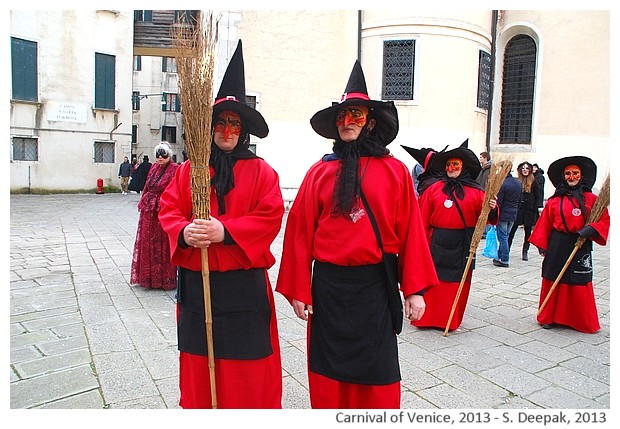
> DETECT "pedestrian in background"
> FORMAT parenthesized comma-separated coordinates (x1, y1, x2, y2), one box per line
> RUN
(492, 163, 521, 268)
(130, 143, 179, 290)
(129, 155, 151, 194)
(118, 156, 132, 195)
(508, 161, 542, 261)
(532, 162, 546, 219)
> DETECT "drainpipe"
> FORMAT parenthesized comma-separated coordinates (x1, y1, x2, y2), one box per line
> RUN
(485, 10, 498, 153)
(357, 10, 362, 62)
(110, 122, 122, 140)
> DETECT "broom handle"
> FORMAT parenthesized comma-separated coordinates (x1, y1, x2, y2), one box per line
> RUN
(443, 252, 474, 336)
(200, 248, 217, 409)
(537, 239, 584, 316)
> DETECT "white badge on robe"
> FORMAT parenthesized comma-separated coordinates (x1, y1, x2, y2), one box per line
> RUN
(444, 199, 453, 208)
(572, 208, 581, 217)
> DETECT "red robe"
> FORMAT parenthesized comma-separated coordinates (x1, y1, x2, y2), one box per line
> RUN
(413, 179, 496, 331)
(529, 191, 609, 333)
(131, 161, 179, 290)
(276, 155, 438, 409)
(158, 158, 284, 408)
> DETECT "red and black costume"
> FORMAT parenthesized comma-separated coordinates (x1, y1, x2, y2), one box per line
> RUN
(412, 142, 497, 331)
(158, 40, 285, 408)
(529, 156, 609, 333)
(276, 61, 438, 409)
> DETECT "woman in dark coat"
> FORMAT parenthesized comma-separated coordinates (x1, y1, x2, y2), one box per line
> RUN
(508, 161, 542, 261)
(128, 155, 151, 194)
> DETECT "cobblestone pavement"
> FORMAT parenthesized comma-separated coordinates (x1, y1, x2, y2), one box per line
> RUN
(9, 193, 611, 415)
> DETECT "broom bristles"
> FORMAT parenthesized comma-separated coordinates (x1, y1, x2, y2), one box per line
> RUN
(172, 11, 218, 220)
(586, 173, 610, 224)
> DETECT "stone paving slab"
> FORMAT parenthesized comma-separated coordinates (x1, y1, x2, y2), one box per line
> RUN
(9, 193, 611, 417)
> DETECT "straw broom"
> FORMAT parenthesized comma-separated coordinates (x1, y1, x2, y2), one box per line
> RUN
(443, 158, 513, 337)
(173, 11, 219, 408)
(537, 173, 610, 315)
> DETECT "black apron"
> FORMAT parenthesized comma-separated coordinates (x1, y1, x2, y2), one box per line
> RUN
(176, 267, 273, 359)
(430, 227, 475, 282)
(542, 230, 593, 285)
(309, 261, 400, 385)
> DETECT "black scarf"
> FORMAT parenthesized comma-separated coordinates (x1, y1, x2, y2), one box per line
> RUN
(209, 131, 257, 215)
(440, 170, 484, 200)
(326, 124, 390, 219)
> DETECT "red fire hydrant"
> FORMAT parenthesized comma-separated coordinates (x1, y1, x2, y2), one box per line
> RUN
(96, 178, 104, 194)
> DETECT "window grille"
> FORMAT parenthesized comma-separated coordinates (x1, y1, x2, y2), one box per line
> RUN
(499, 35, 536, 145)
(382, 40, 415, 100)
(94, 141, 115, 163)
(477, 50, 492, 109)
(12, 137, 38, 161)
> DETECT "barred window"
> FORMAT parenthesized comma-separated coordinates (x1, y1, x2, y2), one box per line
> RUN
(382, 40, 415, 100)
(499, 35, 536, 145)
(12, 137, 38, 161)
(132, 125, 137, 143)
(477, 50, 492, 110)
(94, 141, 115, 163)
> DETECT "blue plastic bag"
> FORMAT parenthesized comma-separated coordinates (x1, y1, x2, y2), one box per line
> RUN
(482, 226, 498, 259)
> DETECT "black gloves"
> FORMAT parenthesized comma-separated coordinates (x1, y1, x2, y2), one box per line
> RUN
(538, 247, 546, 257)
(578, 225, 599, 239)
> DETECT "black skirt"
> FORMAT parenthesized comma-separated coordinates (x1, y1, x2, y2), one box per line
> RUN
(309, 261, 400, 385)
(542, 230, 593, 285)
(176, 267, 273, 359)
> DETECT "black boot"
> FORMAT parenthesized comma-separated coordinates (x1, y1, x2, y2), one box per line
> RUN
(522, 243, 529, 261)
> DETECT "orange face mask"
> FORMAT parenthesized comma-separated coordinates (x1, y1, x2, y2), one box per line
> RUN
(445, 158, 463, 173)
(335, 106, 369, 128)
(213, 111, 241, 139)
(563, 164, 581, 181)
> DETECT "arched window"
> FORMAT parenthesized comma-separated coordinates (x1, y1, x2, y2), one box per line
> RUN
(499, 35, 536, 144)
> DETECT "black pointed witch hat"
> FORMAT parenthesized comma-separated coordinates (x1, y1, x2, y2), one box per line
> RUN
(213, 40, 269, 138)
(430, 139, 481, 178)
(400, 144, 449, 171)
(310, 60, 399, 145)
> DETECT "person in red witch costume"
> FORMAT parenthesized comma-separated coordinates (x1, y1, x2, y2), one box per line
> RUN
(276, 60, 439, 409)
(529, 155, 609, 333)
(158, 40, 284, 408)
(411, 141, 498, 332)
